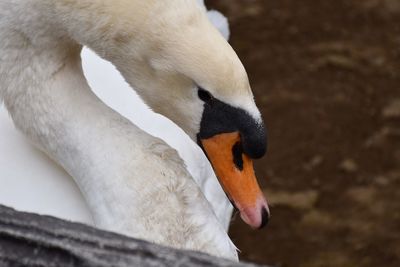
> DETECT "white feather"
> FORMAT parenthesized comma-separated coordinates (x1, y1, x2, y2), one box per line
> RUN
(0, 0, 245, 260)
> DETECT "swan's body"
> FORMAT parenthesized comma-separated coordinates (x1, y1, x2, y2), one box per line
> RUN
(0, 0, 269, 260)
(0, 47, 232, 228)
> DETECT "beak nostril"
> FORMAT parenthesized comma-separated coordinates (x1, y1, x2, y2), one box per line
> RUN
(259, 207, 270, 229)
(232, 141, 244, 171)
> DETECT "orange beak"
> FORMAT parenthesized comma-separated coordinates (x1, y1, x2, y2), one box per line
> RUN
(200, 132, 270, 229)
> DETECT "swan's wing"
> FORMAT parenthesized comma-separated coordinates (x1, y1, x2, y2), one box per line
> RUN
(206, 10, 230, 40)
(0, 106, 93, 224)
(195, 0, 230, 40)
(196, 0, 206, 10)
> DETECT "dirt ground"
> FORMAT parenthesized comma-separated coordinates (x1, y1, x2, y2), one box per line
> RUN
(206, 0, 400, 266)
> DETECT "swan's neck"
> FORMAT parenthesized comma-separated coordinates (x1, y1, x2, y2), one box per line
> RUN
(48, 0, 202, 137)
(39, 0, 252, 138)
(0, 1, 237, 260)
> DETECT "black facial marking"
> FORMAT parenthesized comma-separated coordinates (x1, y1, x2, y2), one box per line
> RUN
(197, 94, 267, 159)
(232, 142, 244, 171)
(198, 88, 213, 103)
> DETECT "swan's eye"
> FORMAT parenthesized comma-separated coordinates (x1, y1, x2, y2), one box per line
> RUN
(198, 88, 213, 103)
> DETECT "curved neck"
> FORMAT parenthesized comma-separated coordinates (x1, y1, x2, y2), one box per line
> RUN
(39, 0, 251, 141)
(0, 1, 237, 259)
(39, 0, 198, 137)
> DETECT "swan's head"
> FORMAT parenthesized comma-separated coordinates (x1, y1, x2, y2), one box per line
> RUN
(196, 93, 270, 229)
(117, 2, 270, 229)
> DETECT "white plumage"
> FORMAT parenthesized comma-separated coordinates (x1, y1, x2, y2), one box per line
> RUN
(0, 0, 232, 230)
(0, 0, 264, 260)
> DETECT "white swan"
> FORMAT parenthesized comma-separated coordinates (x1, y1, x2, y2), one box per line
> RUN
(0, 0, 233, 231)
(0, 0, 269, 260)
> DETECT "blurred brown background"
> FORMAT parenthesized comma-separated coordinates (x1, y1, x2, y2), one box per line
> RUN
(206, 0, 400, 266)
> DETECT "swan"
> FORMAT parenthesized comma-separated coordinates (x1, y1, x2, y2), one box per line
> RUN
(0, 0, 269, 260)
(0, 0, 233, 231)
